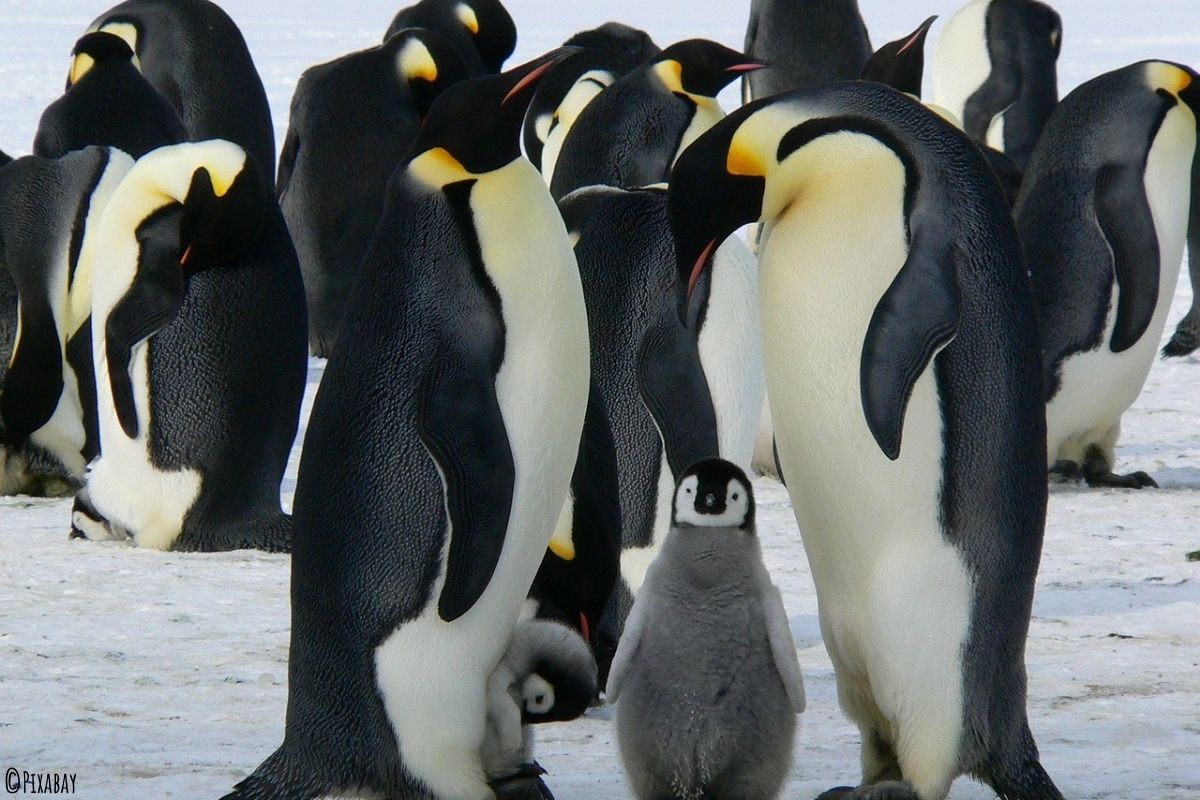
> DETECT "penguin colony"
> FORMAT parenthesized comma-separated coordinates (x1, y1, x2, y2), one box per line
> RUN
(0, 0, 1197, 798)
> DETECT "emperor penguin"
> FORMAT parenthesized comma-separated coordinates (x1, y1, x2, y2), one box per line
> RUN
(0, 147, 133, 496)
(35, 31, 186, 159)
(523, 22, 660, 181)
(860, 16, 938, 98)
(73, 141, 307, 552)
(1161, 153, 1200, 357)
(930, 0, 1062, 171)
(384, 0, 516, 75)
(278, 27, 470, 357)
(1017, 61, 1200, 489)
(548, 40, 765, 202)
(743, 0, 872, 103)
(81, 0, 276, 177)
(223, 50, 589, 800)
(667, 82, 1062, 800)
(607, 459, 805, 800)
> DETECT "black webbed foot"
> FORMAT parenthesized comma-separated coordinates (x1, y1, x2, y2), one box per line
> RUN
(816, 782, 921, 800)
(490, 763, 553, 800)
(1082, 446, 1156, 489)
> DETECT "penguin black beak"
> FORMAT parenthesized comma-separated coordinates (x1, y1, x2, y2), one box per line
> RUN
(501, 46, 582, 107)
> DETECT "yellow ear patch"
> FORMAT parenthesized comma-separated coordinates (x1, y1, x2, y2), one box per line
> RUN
(727, 138, 766, 178)
(652, 59, 685, 94)
(68, 53, 95, 85)
(548, 500, 576, 561)
(456, 3, 480, 34)
(1148, 62, 1193, 96)
(398, 39, 438, 83)
(409, 146, 470, 187)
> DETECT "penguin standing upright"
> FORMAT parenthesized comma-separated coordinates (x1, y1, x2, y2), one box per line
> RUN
(608, 459, 804, 800)
(1017, 61, 1200, 488)
(384, 0, 516, 75)
(73, 141, 307, 552)
(523, 22, 660, 180)
(81, 0, 277, 177)
(223, 51, 589, 800)
(931, 0, 1062, 170)
(548, 40, 765, 202)
(278, 28, 469, 357)
(668, 82, 1062, 800)
(1161, 154, 1200, 357)
(36, 31, 185, 159)
(0, 147, 133, 496)
(743, 0, 872, 103)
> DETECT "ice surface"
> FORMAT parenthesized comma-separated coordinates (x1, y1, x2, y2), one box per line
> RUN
(0, 1, 1198, 798)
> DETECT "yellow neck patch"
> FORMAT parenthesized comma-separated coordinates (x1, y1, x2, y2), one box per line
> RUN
(456, 3, 480, 34)
(653, 59, 685, 94)
(1147, 61, 1193, 97)
(398, 39, 438, 83)
(727, 137, 767, 178)
(408, 146, 471, 188)
(68, 53, 95, 85)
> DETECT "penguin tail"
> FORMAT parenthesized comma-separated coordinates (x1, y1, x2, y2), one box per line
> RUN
(1162, 313, 1200, 357)
(220, 748, 322, 800)
(981, 749, 1065, 800)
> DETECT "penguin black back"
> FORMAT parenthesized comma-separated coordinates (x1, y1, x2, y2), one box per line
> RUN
(385, 0, 516, 74)
(743, 0, 872, 101)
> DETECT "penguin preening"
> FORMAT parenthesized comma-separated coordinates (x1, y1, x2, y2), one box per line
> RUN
(524, 22, 660, 182)
(548, 40, 765, 202)
(0, 147, 133, 497)
(384, 0, 516, 75)
(223, 50, 588, 800)
(607, 459, 804, 800)
(73, 140, 307, 552)
(931, 0, 1062, 171)
(669, 82, 1061, 800)
(1017, 61, 1200, 488)
(743, 0, 872, 103)
(278, 27, 470, 357)
(81, 0, 277, 178)
(860, 16, 938, 98)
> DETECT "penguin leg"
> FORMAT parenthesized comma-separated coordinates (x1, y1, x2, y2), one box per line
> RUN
(1047, 460, 1082, 483)
(861, 728, 903, 784)
(815, 782, 921, 800)
(1081, 444, 1156, 489)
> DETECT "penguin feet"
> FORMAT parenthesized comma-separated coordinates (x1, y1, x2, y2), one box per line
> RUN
(1048, 460, 1082, 482)
(815, 781, 921, 800)
(1081, 446, 1157, 489)
(489, 763, 553, 800)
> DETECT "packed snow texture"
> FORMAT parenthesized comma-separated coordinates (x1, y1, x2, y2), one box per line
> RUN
(1, 1, 1198, 798)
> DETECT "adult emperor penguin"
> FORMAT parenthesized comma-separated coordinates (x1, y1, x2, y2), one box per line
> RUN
(668, 82, 1062, 800)
(608, 459, 804, 800)
(385, 0, 516, 75)
(930, 0, 1061, 171)
(743, 0, 872, 104)
(522, 22, 660, 180)
(860, 16, 938, 97)
(1162, 154, 1200, 357)
(0, 147, 133, 496)
(35, 32, 185, 160)
(559, 184, 763, 641)
(1017, 62, 1200, 489)
(278, 28, 469, 357)
(81, 0, 276, 177)
(73, 141, 307, 551)
(548, 40, 765, 202)
(223, 50, 588, 800)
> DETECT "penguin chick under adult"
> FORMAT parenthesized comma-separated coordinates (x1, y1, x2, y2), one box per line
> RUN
(607, 459, 804, 800)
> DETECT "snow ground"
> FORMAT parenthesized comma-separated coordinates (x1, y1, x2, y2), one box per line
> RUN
(0, 1, 1198, 798)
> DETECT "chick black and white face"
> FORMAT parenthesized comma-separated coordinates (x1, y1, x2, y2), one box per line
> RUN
(672, 459, 755, 529)
(521, 674, 555, 717)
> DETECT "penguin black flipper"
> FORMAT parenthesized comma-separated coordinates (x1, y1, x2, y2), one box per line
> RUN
(1095, 163, 1161, 353)
(1163, 149, 1200, 356)
(636, 322, 720, 478)
(1, 294, 63, 444)
(861, 234, 961, 461)
(962, 31, 1022, 144)
(415, 349, 516, 622)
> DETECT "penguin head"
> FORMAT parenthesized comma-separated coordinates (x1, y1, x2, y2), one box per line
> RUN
(860, 15, 937, 97)
(672, 459, 755, 531)
(176, 150, 268, 276)
(515, 621, 597, 724)
(67, 31, 139, 87)
(405, 47, 578, 177)
(387, 27, 472, 121)
(454, 0, 517, 72)
(651, 39, 766, 99)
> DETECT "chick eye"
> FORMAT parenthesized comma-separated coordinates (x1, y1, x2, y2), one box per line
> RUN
(686, 488, 693, 494)
(732, 493, 739, 501)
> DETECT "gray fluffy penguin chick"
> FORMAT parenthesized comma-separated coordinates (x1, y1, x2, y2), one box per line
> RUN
(482, 619, 598, 781)
(607, 458, 804, 800)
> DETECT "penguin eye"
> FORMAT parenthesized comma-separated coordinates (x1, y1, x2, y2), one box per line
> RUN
(526, 692, 553, 713)
(731, 493, 739, 501)
(686, 488, 693, 494)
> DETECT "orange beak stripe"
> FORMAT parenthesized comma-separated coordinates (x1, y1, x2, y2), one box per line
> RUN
(688, 239, 718, 298)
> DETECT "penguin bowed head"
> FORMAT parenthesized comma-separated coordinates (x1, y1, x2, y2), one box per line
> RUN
(672, 458, 755, 530)
(178, 158, 268, 274)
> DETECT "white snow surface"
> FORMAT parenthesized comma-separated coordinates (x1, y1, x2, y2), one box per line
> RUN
(1, 1, 1199, 798)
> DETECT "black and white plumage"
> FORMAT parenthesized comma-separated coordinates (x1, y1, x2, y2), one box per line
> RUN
(384, 0, 516, 75)
(860, 16, 937, 98)
(669, 82, 1061, 800)
(81, 0, 277, 177)
(73, 141, 306, 552)
(1017, 61, 1199, 488)
(548, 39, 764, 202)
(607, 459, 803, 800)
(278, 27, 470, 357)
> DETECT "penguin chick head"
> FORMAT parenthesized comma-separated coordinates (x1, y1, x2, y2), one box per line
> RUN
(406, 46, 579, 176)
(67, 31, 137, 86)
(673, 458, 755, 530)
(454, 0, 517, 72)
(652, 39, 765, 99)
(860, 15, 937, 98)
(177, 150, 268, 275)
(388, 27, 472, 120)
(516, 621, 597, 724)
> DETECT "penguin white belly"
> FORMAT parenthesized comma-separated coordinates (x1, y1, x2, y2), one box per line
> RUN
(618, 450, 674, 595)
(698, 235, 765, 472)
(930, 0, 992, 125)
(28, 369, 86, 477)
(759, 143, 971, 777)
(1045, 104, 1196, 463)
(541, 70, 614, 186)
(375, 160, 588, 800)
(673, 99, 725, 169)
